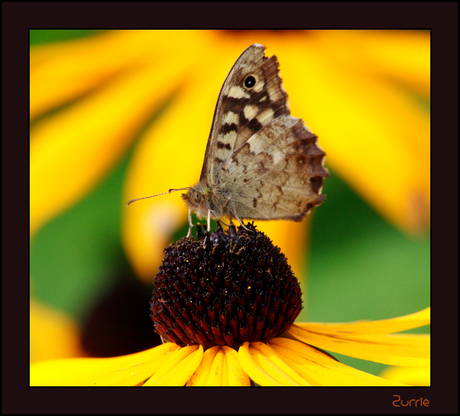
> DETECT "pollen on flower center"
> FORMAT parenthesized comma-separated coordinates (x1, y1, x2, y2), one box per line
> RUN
(150, 223, 303, 349)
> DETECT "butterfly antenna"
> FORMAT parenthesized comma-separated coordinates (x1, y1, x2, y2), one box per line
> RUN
(126, 188, 190, 207)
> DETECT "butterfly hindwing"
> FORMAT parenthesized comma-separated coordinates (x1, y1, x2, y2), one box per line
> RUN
(219, 116, 327, 220)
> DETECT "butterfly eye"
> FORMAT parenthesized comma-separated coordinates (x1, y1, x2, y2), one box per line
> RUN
(244, 75, 257, 89)
(192, 190, 203, 203)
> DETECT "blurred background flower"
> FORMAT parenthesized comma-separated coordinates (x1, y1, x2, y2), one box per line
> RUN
(30, 30, 430, 377)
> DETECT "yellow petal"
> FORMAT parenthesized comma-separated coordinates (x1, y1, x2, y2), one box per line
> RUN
(30, 52, 186, 237)
(379, 365, 430, 386)
(222, 346, 251, 386)
(186, 345, 250, 386)
(205, 348, 227, 386)
(288, 326, 429, 367)
(238, 342, 310, 386)
(269, 337, 407, 386)
(143, 344, 203, 386)
(310, 30, 430, 98)
(30, 299, 84, 362)
(356, 30, 430, 98)
(295, 307, 430, 335)
(30, 30, 207, 119)
(186, 346, 220, 386)
(30, 343, 179, 386)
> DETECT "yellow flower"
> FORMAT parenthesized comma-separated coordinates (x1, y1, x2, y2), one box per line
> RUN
(30, 30, 430, 366)
(30, 225, 430, 386)
(31, 309, 429, 386)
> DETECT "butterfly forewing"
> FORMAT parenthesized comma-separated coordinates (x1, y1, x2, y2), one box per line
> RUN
(200, 44, 290, 186)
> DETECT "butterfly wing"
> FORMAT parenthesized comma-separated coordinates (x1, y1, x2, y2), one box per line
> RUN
(219, 116, 329, 221)
(199, 44, 290, 187)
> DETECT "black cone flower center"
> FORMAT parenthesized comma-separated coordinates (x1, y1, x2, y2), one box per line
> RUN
(150, 223, 303, 349)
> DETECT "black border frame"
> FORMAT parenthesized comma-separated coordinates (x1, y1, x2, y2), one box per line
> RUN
(3, 2, 458, 414)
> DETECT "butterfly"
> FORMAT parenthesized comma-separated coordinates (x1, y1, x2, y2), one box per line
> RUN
(128, 44, 329, 236)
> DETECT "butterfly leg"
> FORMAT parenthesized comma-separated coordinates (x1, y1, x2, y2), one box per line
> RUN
(186, 208, 193, 238)
(235, 213, 249, 231)
(220, 218, 231, 227)
(224, 197, 248, 231)
(207, 210, 211, 232)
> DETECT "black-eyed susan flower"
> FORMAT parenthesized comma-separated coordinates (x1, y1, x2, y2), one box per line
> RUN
(30, 30, 430, 372)
(30, 225, 430, 386)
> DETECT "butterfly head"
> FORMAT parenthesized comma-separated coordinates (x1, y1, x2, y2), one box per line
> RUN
(181, 185, 211, 220)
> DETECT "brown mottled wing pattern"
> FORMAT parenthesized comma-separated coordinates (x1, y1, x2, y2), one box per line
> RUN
(199, 44, 290, 186)
(219, 116, 328, 220)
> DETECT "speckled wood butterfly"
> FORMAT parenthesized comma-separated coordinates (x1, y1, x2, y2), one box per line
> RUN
(128, 44, 329, 236)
